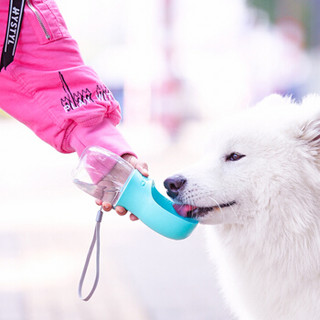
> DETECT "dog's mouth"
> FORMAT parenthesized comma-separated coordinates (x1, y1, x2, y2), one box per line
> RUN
(173, 201, 236, 219)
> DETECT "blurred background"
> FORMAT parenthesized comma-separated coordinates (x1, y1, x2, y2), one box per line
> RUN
(1, 0, 320, 319)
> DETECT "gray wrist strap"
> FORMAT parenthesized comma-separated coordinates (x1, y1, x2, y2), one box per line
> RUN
(78, 207, 103, 301)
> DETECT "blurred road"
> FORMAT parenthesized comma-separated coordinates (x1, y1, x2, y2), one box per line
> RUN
(0, 119, 234, 320)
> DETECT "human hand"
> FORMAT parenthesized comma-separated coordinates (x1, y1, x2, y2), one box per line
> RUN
(95, 154, 149, 221)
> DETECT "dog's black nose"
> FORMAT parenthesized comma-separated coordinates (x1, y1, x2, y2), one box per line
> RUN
(164, 175, 187, 199)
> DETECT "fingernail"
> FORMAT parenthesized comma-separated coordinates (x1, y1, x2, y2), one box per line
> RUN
(116, 207, 126, 215)
(103, 203, 112, 211)
(130, 214, 139, 221)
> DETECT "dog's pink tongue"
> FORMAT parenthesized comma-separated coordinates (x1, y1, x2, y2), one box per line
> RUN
(173, 204, 197, 218)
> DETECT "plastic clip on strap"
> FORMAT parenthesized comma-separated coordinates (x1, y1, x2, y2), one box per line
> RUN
(78, 207, 103, 301)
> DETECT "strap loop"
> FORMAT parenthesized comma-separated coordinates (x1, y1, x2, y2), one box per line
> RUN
(0, 0, 26, 71)
(78, 207, 103, 301)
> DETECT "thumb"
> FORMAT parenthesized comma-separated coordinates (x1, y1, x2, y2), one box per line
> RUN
(122, 154, 149, 177)
(135, 161, 149, 177)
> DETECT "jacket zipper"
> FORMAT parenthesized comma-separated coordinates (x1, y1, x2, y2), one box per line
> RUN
(26, 0, 51, 40)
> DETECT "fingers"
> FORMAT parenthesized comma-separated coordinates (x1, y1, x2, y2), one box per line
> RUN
(115, 206, 127, 216)
(135, 161, 149, 177)
(95, 199, 116, 212)
(95, 200, 138, 221)
(94, 154, 147, 221)
(103, 202, 113, 211)
(122, 154, 149, 177)
(115, 206, 139, 221)
(95, 199, 102, 206)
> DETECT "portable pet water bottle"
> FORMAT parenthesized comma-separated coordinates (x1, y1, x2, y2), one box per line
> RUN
(73, 146, 198, 240)
(73, 146, 198, 301)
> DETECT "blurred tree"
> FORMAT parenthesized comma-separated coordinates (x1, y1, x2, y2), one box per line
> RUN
(249, 0, 320, 48)
(250, 0, 276, 21)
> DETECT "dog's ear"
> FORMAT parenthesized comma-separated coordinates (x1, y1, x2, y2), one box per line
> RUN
(298, 95, 320, 154)
(299, 119, 320, 150)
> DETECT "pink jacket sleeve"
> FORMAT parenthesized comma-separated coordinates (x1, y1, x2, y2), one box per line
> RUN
(0, 0, 135, 158)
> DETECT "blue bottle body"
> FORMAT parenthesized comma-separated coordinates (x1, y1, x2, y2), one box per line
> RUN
(115, 170, 198, 240)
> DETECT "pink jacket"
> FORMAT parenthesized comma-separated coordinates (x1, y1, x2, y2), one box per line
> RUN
(0, 0, 135, 158)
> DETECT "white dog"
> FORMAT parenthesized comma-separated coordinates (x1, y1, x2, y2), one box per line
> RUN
(164, 94, 320, 320)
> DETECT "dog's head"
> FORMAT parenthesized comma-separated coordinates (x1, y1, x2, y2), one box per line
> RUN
(165, 94, 320, 226)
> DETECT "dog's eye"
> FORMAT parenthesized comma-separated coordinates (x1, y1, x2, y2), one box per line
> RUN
(225, 152, 246, 162)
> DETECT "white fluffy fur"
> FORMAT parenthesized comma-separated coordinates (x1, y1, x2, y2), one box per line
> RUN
(175, 94, 320, 319)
